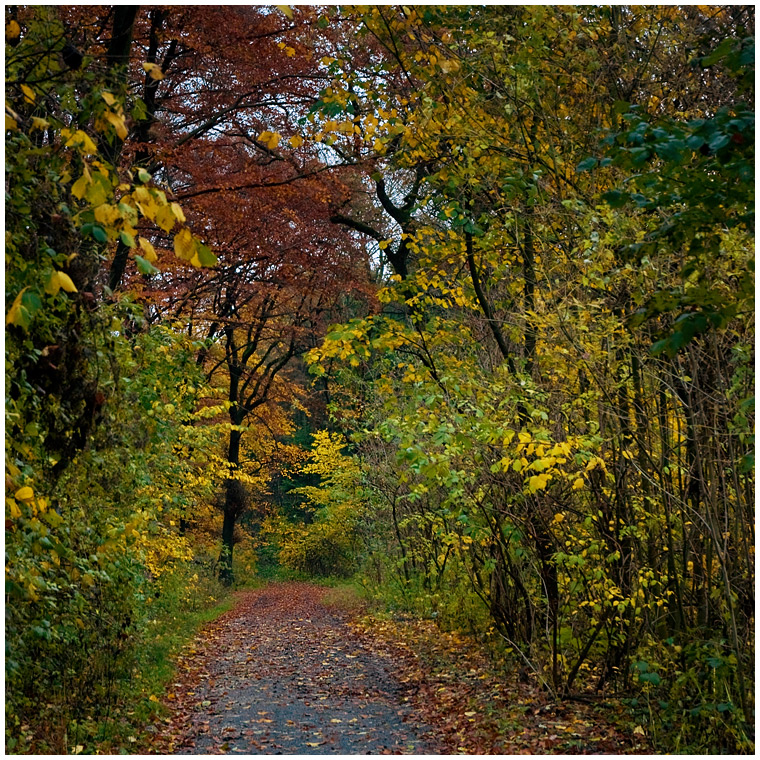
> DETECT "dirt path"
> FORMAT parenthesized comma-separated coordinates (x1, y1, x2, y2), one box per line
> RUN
(157, 582, 441, 754)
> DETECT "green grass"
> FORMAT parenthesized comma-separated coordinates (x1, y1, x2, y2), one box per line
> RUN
(320, 580, 373, 614)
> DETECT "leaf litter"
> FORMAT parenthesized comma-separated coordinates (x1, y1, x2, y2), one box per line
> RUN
(147, 581, 647, 754)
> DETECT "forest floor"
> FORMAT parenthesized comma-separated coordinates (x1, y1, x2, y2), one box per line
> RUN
(145, 581, 646, 755)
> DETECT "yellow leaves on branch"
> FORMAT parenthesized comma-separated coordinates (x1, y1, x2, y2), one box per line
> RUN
(528, 473, 551, 492)
(4, 79, 217, 337)
(7, 484, 50, 521)
(173, 228, 217, 268)
(61, 128, 98, 156)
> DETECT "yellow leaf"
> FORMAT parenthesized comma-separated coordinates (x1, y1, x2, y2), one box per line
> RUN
(289, 134, 304, 148)
(133, 187, 157, 220)
(572, 477, 585, 490)
(284, 46, 296, 57)
(84, 177, 109, 207)
(6, 20, 21, 39)
(64, 129, 98, 155)
(101, 91, 117, 106)
(528, 473, 549, 492)
(15, 486, 34, 502)
(8, 499, 21, 519)
(30, 116, 49, 131)
(275, 4, 294, 19)
(20, 84, 35, 103)
(142, 62, 164, 80)
(56, 272, 78, 293)
(138, 237, 157, 263)
(170, 202, 186, 223)
(259, 131, 281, 149)
(46, 271, 77, 294)
(94, 203, 120, 227)
(5, 287, 28, 326)
(133, 186, 151, 203)
(149, 694, 159, 703)
(71, 173, 89, 200)
(5, 112, 17, 131)
(155, 203, 175, 232)
(104, 110, 128, 140)
(174, 228, 195, 261)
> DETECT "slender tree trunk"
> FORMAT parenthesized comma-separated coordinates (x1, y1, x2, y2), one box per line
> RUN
(218, 427, 242, 585)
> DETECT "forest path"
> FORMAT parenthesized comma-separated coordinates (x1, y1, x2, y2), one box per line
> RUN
(155, 582, 441, 754)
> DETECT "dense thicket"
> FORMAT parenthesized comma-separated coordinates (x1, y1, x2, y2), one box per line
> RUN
(294, 6, 754, 752)
(5, 5, 753, 754)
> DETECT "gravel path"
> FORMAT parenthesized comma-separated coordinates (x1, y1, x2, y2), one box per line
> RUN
(166, 582, 440, 754)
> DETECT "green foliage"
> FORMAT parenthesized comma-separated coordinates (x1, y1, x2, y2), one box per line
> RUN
(603, 101, 754, 355)
(5, 319, 224, 752)
(628, 637, 754, 753)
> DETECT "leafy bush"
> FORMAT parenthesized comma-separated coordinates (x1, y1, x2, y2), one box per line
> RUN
(271, 431, 364, 577)
(629, 636, 754, 754)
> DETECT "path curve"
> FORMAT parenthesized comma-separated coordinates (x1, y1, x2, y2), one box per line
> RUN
(161, 582, 441, 754)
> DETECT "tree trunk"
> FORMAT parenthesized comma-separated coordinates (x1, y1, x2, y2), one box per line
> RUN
(218, 427, 242, 585)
